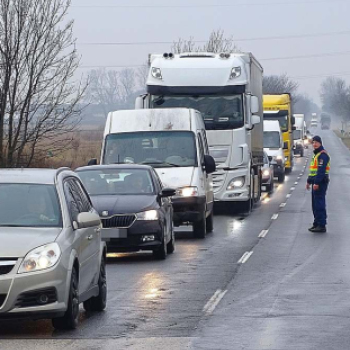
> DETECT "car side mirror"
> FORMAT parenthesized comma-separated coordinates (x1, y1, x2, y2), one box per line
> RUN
(283, 142, 288, 150)
(88, 158, 98, 166)
(75, 212, 101, 229)
(161, 188, 176, 197)
(204, 155, 216, 174)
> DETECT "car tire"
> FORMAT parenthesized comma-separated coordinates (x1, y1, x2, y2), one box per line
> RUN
(278, 172, 285, 183)
(166, 223, 175, 254)
(193, 214, 206, 239)
(267, 180, 274, 194)
(153, 231, 167, 260)
(206, 211, 214, 233)
(300, 149, 304, 157)
(83, 257, 107, 312)
(52, 268, 79, 330)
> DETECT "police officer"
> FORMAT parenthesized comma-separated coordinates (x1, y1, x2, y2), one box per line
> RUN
(306, 135, 330, 232)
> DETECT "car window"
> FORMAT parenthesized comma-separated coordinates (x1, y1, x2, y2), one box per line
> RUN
(152, 169, 163, 191)
(63, 180, 82, 222)
(197, 133, 205, 165)
(72, 178, 92, 212)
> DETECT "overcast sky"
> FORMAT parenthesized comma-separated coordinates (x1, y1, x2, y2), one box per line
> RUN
(70, 0, 350, 105)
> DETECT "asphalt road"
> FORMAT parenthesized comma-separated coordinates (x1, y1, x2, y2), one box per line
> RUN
(0, 142, 311, 350)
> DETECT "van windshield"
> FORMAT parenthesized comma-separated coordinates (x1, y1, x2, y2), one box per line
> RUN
(264, 111, 288, 132)
(151, 95, 244, 130)
(103, 131, 197, 167)
(264, 131, 280, 149)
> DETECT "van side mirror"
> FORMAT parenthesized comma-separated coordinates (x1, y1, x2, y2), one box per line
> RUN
(75, 212, 101, 229)
(291, 116, 296, 125)
(88, 158, 98, 166)
(204, 155, 216, 174)
(251, 115, 261, 125)
(161, 188, 176, 197)
(283, 142, 288, 150)
(292, 126, 296, 131)
(251, 96, 260, 114)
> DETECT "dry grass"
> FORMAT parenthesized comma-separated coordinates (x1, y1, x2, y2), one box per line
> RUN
(334, 130, 350, 149)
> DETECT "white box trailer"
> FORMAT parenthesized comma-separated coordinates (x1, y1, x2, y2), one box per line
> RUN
(293, 114, 306, 157)
(136, 52, 264, 213)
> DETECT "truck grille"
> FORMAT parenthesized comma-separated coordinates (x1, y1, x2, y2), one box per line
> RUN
(101, 214, 136, 228)
(0, 260, 17, 275)
(212, 169, 226, 193)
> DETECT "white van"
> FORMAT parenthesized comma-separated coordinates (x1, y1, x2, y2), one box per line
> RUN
(263, 120, 286, 183)
(95, 108, 216, 239)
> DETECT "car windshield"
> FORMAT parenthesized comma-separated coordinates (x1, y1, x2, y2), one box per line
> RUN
(103, 131, 197, 167)
(151, 95, 244, 130)
(77, 169, 155, 195)
(0, 184, 62, 227)
(293, 130, 302, 140)
(264, 131, 280, 148)
(264, 111, 288, 132)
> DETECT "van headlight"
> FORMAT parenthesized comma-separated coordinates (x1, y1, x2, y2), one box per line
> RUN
(227, 176, 245, 190)
(176, 186, 198, 197)
(137, 210, 159, 221)
(151, 67, 162, 79)
(18, 243, 61, 274)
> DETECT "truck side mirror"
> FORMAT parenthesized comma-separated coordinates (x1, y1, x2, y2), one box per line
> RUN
(88, 158, 98, 166)
(251, 115, 261, 125)
(204, 155, 216, 174)
(283, 142, 288, 150)
(251, 96, 260, 114)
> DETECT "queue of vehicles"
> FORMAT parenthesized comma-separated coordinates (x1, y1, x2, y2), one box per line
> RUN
(0, 50, 315, 329)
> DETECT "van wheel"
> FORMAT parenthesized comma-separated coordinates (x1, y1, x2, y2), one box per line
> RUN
(52, 268, 79, 330)
(83, 257, 107, 312)
(206, 211, 214, 233)
(167, 223, 175, 254)
(278, 172, 285, 183)
(193, 214, 206, 239)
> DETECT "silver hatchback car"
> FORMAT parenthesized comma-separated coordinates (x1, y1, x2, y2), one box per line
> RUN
(0, 168, 107, 330)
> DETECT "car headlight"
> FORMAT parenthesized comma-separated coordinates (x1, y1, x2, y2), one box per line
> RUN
(263, 170, 270, 176)
(151, 67, 162, 79)
(176, 186, 198, 197)
(137, 210, 159, 221)
(230, 67, 241, 79)
(18, 243, 61, 274)
(227, 176, 245, 190)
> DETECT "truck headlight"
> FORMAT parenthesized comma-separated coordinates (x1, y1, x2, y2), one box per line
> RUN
(176, 186, 198, 197)
(263, 170, 270, 177)
(137, 210, 159, 221)
(151, 67, 162, 79)
(227, 176, 245, 190)
(18, 243, 61, 274)
(230, 67, 241, 79)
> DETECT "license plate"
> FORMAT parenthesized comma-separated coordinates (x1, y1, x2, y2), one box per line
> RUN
(102, 228, 127, 240)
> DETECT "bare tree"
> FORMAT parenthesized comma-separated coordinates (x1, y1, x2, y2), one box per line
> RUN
(0, 0, 85, 167)
(119, 68, 136, 101)
(263, 74, 299, 98)
(171, 29, 240, 54)
(136, 62, 149, 90)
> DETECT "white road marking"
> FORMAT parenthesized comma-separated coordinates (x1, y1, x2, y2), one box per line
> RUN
(258, 229, 269, 238)
(294, 181, 298, 185)
(286, 194, 291, 198)
(280, 202, 286, 208)
(290, 187, 295, 191)
(271, 213, 279, 220)
(299, 173, 303, 176)
(203, 289, 228, 315)
(238, 251, 254, 264)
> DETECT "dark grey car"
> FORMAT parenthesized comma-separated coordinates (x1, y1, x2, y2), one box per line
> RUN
(0, 168, 106, 330)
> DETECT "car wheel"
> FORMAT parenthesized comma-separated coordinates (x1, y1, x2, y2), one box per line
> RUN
(206, 211, 214, 233)
(153, 231, 167, 260)
(83, 257, 107, 312)
(268, 180, 274, 194)
(193, 214, 206, 239)
(278, 172, 285, 183)
(167, 222, 175, 254)
(52, 268, 79, 330)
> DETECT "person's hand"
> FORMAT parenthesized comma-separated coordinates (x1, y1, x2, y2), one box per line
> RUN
(306, 183, 310, 190)
(313, 184, 319, 191)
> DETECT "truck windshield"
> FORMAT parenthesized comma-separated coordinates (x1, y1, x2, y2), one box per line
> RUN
(151, 95, 244, 130)
(103, 131, 197, 167)
(263, 111, 288, 132)
(263, 131, 280, 149)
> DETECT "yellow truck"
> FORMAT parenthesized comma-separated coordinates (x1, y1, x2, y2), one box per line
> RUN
(263, 94, 295, 173)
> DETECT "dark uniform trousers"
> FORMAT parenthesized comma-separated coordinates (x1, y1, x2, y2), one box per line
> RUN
(311, 181, 328, 227)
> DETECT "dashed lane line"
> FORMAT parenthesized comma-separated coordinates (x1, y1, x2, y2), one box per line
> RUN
(258, 229, 269, 238)
(271, 213, 279, 220)
(280, 202, 286, 208)
(238, 251, 254, 264)
(203, 289, 228, 315)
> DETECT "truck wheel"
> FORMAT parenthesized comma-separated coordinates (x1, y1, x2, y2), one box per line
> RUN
(206, 211, 214, 233)
(193, 214, 206, 239)
(278, 172, 285, 183)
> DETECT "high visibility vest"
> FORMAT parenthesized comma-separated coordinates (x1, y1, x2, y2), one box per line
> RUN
(309, 151, 330, 177)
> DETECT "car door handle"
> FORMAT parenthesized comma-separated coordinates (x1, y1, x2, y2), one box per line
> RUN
(87, 234, 93, 241)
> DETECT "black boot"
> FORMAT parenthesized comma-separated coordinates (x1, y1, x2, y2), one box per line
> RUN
(310, 226, 326, 233)
(308, 225, 317, 232)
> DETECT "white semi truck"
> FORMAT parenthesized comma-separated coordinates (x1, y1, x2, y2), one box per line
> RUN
(293, 114, 306, 157)
(136, 52, 264, 212)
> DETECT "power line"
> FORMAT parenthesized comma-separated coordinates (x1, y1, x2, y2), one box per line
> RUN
(77, 29, 350, 47)
(71, 0, 346, 8)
